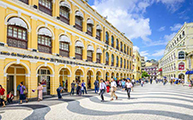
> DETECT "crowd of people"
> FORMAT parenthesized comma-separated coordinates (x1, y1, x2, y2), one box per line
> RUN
(0, 77, 148, 106)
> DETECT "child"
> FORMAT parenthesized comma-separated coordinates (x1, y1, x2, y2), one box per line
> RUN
(7, 91, 14, 104)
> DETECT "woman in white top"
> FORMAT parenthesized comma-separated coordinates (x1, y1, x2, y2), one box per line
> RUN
(99, 79, 106, 102)
(126, 80, 133, 99)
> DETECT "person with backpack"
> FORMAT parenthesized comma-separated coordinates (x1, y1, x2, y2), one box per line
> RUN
(94, 80, 99, 93)
(99, 79, 106, 102)
(19, 82, 28, 104)
(81, 80, 87, 94)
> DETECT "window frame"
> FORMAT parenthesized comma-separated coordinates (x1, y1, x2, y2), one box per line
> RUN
(60, 6, 70, 25)
(38, 35, 52, 54)
(7, 25, 28, 49)
(59, 41, 69, 57)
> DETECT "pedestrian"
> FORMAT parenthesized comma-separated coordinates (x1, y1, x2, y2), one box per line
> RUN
(150, 78, 153, 84)
(81, 80, 87, 94)
(121, 79, 126, 91)
(190, 79, 193, 89)
(126, 80, 133, 99)
(99, 79, 106, 102)
(37, 82, 43, 101)
(105, 80, 110, 93)
(94, 80, 99, 93)
(70, 80, 75, 95)
(0, 85, 5, 107)
(141, 80, 144, 87)
(110, 78, 118, 101)
(19, 82, 28, 104)
(7, 91, 14, 104)
(81, 84, 84, 95)
(163, 79, 167, 85)
(56, 85, 63, 99)
(131, 79, 135, 87)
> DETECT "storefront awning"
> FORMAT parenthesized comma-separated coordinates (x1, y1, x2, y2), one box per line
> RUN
(186, 71, 193, 74)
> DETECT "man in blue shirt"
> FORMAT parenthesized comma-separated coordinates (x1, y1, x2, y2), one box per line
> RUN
(94, 80, 99, 93)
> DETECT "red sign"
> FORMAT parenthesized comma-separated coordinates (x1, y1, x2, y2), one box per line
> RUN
(179, 62, 185, 70)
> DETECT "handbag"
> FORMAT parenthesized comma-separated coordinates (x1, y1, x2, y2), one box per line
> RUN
(0, 95, 5, 99)
(23, 89, 28, 94)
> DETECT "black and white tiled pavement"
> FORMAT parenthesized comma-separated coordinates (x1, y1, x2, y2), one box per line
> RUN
(1, 83, 193, 120)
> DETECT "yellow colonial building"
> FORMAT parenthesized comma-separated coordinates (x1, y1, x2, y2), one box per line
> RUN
(159, 22, 193, 83)
(133, 50, 141, 80)
(0, 0, 133, 99)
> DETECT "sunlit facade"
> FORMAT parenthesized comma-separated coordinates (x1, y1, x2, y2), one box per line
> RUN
(0, 0, 133, 99)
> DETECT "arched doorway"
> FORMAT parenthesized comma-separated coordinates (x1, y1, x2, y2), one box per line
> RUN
(106, 72, 110, 81)
(120, 73, 123, 79)
(75, 69, 83, 82)
(37, 67, 52, 95)
(87, 70, 93, 89)
(96, 71, 102, 80)
(178, 73, 185, 79)
(59, 68, 70, 92)
(6, 64, 27, 100)
(116, 73, 119, 80)
(111, 72, 115, 79)
(124, 73, 126, 79)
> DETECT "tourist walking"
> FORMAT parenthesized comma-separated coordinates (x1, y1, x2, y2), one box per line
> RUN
(105, 80, 110, 93)
(131, 79, 135, 87)
(99, 79, 106, 102)
(141, 80, 144, 87)
(190, 78, 193, 89)
(121, 79, 126, 91)
(110, 78, 118, 101)
(0, 85, 5, 107)
(126, 80, 133, 99)
(150, 78, 153, 84)
(70, 80, 75, 95)
(94, 80, 99, 93)
(56, 85, 63, 99)
(37, 82, 43, 101)
(19, 82, 28, 104)
(81, 80, 87, 94)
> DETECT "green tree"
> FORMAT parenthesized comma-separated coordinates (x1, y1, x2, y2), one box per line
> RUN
(141, 71, 150, 78)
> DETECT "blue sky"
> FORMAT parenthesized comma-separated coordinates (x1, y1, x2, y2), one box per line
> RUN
(87, 0, 193, 61)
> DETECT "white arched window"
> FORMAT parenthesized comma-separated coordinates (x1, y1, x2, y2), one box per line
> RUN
(75, 41, 84, 60)
(96, 25, 102, 40)
(39, 0, 52, 16)
(38, 27, 52, 54)
(111, 36, 114, 47)
(59, 1, 71, 24)
(75, 11, 84, 31)
(111, 54, 114, 66)
(59, 35, 70, 57)
(106, 52, 109, 65)
(87, 45, 94, 62)
(87, 18, 94, 36)
(7, 17, 28, 49)
(116, 56, 119, 67)
(96, 48, 102, 63)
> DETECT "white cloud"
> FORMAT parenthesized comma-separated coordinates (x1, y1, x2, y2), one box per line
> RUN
(156, 0, 184, 12)
(152, 49, 165, 57)
(133, 46, 140, 51)
(164, 32, 176, 41)
(145, 32, 176, 46)
(158, 26, 165, 31)
(170, 23, 183, 31)
(140, 51, 149, 56)
(92, 0, 152, 42)
(92, 0, 184, 47)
